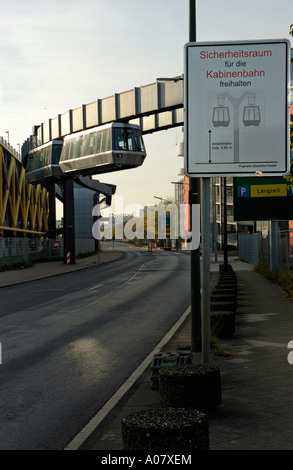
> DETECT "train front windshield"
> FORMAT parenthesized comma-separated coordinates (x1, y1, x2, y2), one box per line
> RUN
(114, 127, 145, 153)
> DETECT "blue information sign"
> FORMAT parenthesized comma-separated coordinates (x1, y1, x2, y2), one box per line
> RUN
(238, 186, 249, 197)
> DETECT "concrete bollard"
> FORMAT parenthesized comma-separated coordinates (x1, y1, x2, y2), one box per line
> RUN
(210, 301, 235, 312)
(211, 311, 236, 338)
(212, 287, 236, 296)
(122, 407, 209, 451)
(159, 364, 222, 413)
(210, 293, 236, 308)
(219, 263, 234, 272)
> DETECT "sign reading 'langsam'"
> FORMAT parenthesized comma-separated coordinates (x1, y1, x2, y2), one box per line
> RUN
(184, 39, 291, 177)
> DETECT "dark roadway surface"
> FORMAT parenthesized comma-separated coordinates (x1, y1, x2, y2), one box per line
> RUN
(0, 245, 191, 450)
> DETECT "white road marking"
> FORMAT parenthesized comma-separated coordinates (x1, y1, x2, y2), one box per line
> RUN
(87, 284, 103, 292)
(64, 305, 191, 450)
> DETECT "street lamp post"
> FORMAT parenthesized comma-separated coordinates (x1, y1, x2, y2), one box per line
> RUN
(189, 0, 202, 353)
(153, 196, 172, 204)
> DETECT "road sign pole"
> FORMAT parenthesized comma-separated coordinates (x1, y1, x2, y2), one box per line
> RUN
(223, 178, 228, 272)
(201, 177, 211, 363)
(189, 0, 201, 353)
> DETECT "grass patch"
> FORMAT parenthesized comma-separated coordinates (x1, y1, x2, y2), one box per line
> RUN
(211, 336, 237, 357)
(255, 261, 293, 300)
(176, 344, 191, 351)
(0, 250, 98, 273)
(175, 337, 237, 358)
(0, 259, 34, 272)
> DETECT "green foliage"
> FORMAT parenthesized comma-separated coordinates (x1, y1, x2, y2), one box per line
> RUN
(290, 114, 293, 150)
(284, 114, 293, 183)
(0, 259, 34, 272)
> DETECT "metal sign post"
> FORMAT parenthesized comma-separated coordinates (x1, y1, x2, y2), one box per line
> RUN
(201, 177, 211, 363)
(189, 0, 201, 353)
(184, 33, 290, 364)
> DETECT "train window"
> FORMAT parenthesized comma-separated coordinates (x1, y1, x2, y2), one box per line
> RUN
(33, 154, 37, 171)
(101, 129, 110, 153)
(127, 128, 145, 152)
(74, 136, 83, 158)
(37, 150, 43, 169)
(134, 129, 145, 152)
(41, 149, 45, 166)
(114, 128, 127, 150)
(44, 147, 50, 166)
(101, 131, 106, 152)
(69, 140, 75, 160)
(81, 134, 89, 156)
(95, 132, 101, 154)
(88, 133, 96, 155)
(127, 131, 134, 150)
(75, 136, 83, 158)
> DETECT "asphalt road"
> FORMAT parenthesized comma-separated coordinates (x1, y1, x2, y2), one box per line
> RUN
(0, 246, 190, 449)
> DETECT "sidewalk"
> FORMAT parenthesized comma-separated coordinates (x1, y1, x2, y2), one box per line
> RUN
(74, 255, 293, 451)
(0, 250, 123, 288)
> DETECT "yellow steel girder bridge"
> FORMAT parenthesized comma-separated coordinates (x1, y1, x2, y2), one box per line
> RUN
(0, 138, 49, 237)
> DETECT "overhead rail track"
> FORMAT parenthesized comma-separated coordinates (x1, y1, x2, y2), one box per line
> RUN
(21, 77, 184, 157)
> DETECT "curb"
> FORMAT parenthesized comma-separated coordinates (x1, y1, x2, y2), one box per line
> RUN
(64, 306, 191, 450)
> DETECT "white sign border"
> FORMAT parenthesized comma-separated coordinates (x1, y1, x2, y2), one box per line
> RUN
(184, 38, 291, 177)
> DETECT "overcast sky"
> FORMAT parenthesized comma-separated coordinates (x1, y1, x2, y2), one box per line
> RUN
(0, 0, 292, 215)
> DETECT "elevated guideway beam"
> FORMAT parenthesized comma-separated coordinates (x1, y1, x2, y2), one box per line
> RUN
(130, 108, 183, 135)
(22, 76, 183, 156)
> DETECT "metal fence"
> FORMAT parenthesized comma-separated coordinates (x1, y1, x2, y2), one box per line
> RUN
(0, 237, 63, 266)
(238, 227, 291, 272)
(238, 233, 260, 265)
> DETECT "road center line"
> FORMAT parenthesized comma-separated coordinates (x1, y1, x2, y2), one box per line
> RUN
(87, 284, 103, 292)
(125, 263, 145, 285)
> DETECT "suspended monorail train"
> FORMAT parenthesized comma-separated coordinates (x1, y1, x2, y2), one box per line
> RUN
(24, 139, 63, 185)
(24, 122, 146, 185)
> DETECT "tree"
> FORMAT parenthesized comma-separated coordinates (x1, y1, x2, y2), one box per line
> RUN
(286, 24, 293, 180)
(284, 113, 293, 183)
